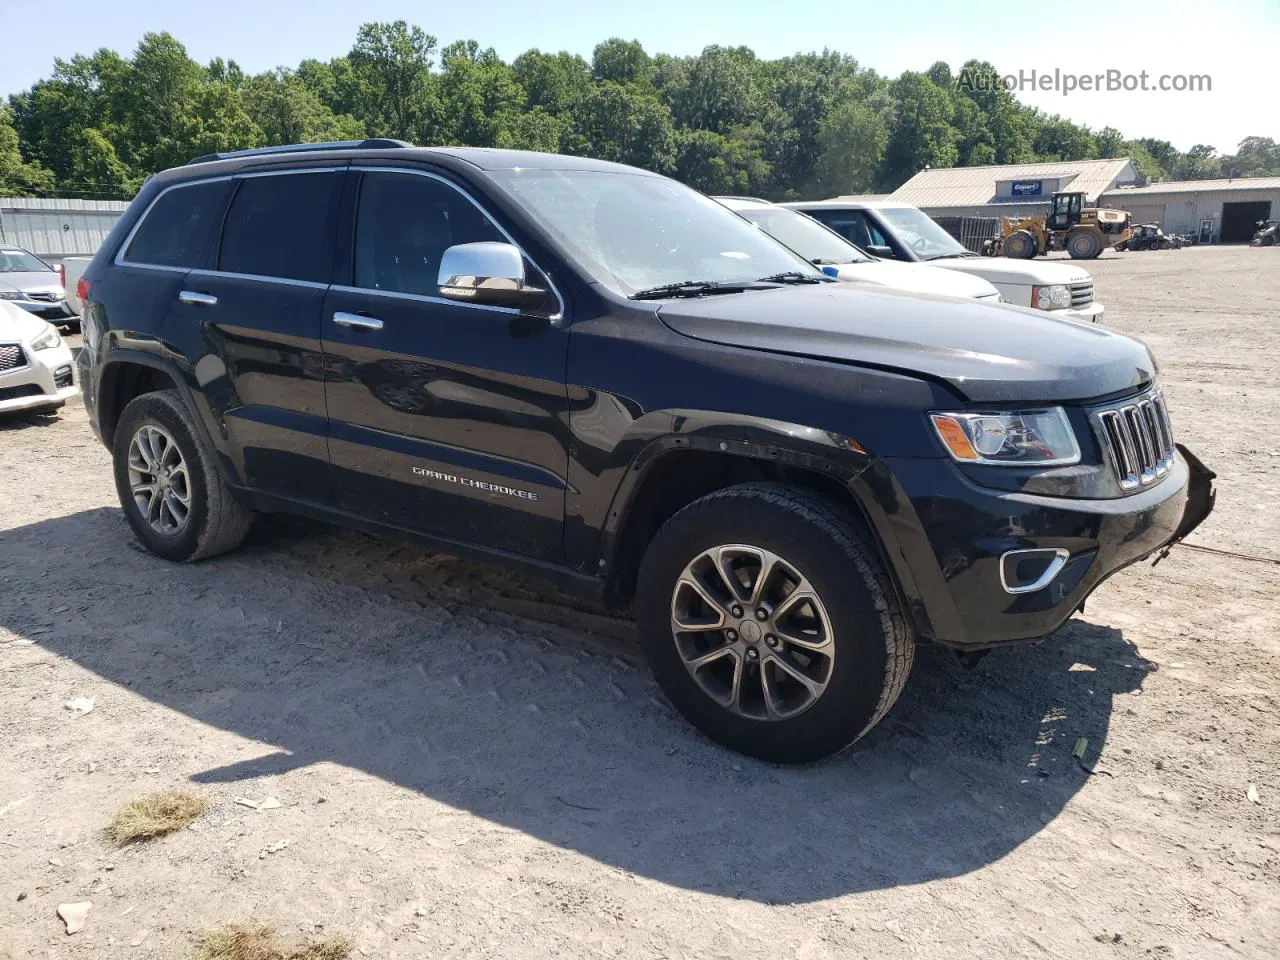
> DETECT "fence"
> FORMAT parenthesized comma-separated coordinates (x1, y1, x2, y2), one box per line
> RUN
(933, 216, 1003, 253)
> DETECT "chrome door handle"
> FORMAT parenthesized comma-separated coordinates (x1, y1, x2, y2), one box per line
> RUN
(178, 290, 218, 306)
(333, 311, 384, 331)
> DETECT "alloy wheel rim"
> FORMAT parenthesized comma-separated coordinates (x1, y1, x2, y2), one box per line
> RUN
(670, 544, 835, 721)
(127, 424, 192, 536)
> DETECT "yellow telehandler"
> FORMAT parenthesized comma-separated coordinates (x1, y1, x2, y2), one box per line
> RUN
(999, 191, 1131, 260)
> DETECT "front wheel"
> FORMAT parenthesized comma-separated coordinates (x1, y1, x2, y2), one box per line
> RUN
(1068, 229, 1102, 259)
(636, 483, 914, 763)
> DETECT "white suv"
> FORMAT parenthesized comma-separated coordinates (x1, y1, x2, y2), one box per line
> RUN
(715, 197, 1001, 302)
(785, 199, 1104, 324)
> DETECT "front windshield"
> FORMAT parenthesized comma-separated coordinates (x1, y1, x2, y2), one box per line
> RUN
(0, 249, 53, 273)
(876, 208, 969, 260)
(488, 170, 820, 295)
(733, 205, 871, 264)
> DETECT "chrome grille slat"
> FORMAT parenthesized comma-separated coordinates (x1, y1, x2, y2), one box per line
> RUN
(1069, 281, 1094, 307)
(0, 343, 27, 373)
(1093, 387, 1175, 491)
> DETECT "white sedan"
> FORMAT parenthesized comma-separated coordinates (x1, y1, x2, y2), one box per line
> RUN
(0, 300, 79, 416)
(714, 196, 1002, 301)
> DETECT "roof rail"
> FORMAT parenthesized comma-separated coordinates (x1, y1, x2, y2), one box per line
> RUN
(187, 138, 413, 165)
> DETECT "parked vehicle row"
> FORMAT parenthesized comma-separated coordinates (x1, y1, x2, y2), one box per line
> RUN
(784, 198, 1106, 323)
(74, 140, 1214, 763)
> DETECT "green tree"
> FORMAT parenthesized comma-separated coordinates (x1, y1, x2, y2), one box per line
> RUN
(348, 21, 441, 142)
(813, 100, 888, 195)
(569, 82, 675, 173)
(438, 41, 526, 147)
(591, 39, 651, 85)
(671, 46, 761, 133)
(0, 104, 55, 195)
(883, 71, 957, 184)
(244, 70, 365, 145)
(512, 50, 590, 116)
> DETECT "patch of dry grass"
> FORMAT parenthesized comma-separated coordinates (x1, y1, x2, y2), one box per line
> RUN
(191, 926, 352, 960)
(107, 790, 209, 845)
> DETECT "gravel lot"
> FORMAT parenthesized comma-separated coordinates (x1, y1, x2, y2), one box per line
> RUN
(1, 244, 1277, 959)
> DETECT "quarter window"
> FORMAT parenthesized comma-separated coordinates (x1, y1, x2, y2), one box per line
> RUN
(218, 173, 342, 283)
(353, 172, 505, 297)
(123, 180, 231, 268)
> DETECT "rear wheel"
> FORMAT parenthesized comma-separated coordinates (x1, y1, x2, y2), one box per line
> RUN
(635, 483, 914, 763)
(1004, 230, 1037, 259)
(112, 390, 252, 562)
(1068, 229, 1103, 259)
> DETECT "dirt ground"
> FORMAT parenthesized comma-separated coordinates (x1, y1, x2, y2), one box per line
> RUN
(1, 244, 1277, 959)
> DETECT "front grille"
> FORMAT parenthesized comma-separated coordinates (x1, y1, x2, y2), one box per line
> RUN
(1094, 389, 1175, 490)
(26, 291, 59, 302)
(0, 343, 27, 372)
(0, 384, 44, 402)
(1069, 281, 1094, 307)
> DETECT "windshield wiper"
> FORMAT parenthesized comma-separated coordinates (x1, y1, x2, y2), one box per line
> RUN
(925, 252, 978, 260)
(756, 271, 827, 284)
(629, 280, 755, 300)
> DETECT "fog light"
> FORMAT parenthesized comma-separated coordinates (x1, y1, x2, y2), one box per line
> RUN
(999, 548, 1070, 594)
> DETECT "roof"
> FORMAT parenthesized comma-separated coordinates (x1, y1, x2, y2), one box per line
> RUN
(0, 197, 130, 212)
(889, 158, 1135, 208)
(1101, 176, 1280, 197)
(781, 198, 907, 211)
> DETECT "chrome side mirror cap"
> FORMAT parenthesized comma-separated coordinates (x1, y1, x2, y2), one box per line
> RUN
(437, 242, 549, 311)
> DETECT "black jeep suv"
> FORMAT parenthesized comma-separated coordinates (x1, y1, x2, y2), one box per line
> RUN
(76, 140, 1214, 763)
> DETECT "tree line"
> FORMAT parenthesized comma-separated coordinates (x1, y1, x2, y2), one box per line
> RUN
(3, 23, 1278, 201)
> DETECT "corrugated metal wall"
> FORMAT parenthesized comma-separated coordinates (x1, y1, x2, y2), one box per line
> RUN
(1102, 189, 1280, 241)
(0, 198, 129, 260)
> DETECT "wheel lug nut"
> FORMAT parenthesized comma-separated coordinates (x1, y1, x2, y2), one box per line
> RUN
(725, 629, 738, 642)
(755, 608, 769, 620)
(765, 635, 778, 648)
(731, 605, 743, 618)
(746, 647, 759, 661)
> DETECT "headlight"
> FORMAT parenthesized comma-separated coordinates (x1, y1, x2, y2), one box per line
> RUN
(1031, 284, 1071, 310)
(930, 408, 1080, 466)
(0, 289, 22, 300)
(30, 326, 62, 351)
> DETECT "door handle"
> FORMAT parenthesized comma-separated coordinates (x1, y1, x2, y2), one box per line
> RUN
(333, 311, 384, 331)
(178, 290, 218, 306)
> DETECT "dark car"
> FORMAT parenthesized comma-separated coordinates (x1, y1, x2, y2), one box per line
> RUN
(75, 140, 1215, 763)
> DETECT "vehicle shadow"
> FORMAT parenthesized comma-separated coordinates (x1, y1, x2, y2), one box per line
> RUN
(2, 508, 1153, 904)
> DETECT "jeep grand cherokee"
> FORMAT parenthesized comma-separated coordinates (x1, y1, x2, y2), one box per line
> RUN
(75, 140, 1215, 763)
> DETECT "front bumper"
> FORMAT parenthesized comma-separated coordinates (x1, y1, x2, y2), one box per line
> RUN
(874, 445, 1214, 649)
(7, 297, 77, 322)
(0, 342, 79, 414)
(1059, 302, 1104, 324)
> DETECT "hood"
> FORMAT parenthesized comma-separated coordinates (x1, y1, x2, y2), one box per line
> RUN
(924, 256, 1092, 287)
(0, 270, 64, 297)
(831, 259, 1000, 300)
(0, 300, 56, 342)
(657, 283, 1152, 403)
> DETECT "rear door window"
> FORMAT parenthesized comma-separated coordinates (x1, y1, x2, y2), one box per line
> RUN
(218, 172, 343, 283)
(809, 211, 885, 249)
(123, 180, 232, 268)
(353, 172, 505, 297)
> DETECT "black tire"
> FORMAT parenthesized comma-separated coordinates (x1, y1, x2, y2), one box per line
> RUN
(112, 389, 252, 562)
(635, 482, 914, 763)
(1004, 230, 1036, 259)
(1067, 229, 1102, 259)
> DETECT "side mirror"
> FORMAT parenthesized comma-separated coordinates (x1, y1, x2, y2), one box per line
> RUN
(437, 242, 549, 311)
(866, 244, 895, 259)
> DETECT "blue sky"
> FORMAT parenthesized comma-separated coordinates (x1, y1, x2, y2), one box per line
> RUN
(1, 0, 1275, 153)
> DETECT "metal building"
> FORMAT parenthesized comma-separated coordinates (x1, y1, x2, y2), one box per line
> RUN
(1099, 178, 1280, 243)
(0, 197, 129, 262)
(888, 158, 1142, 220)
